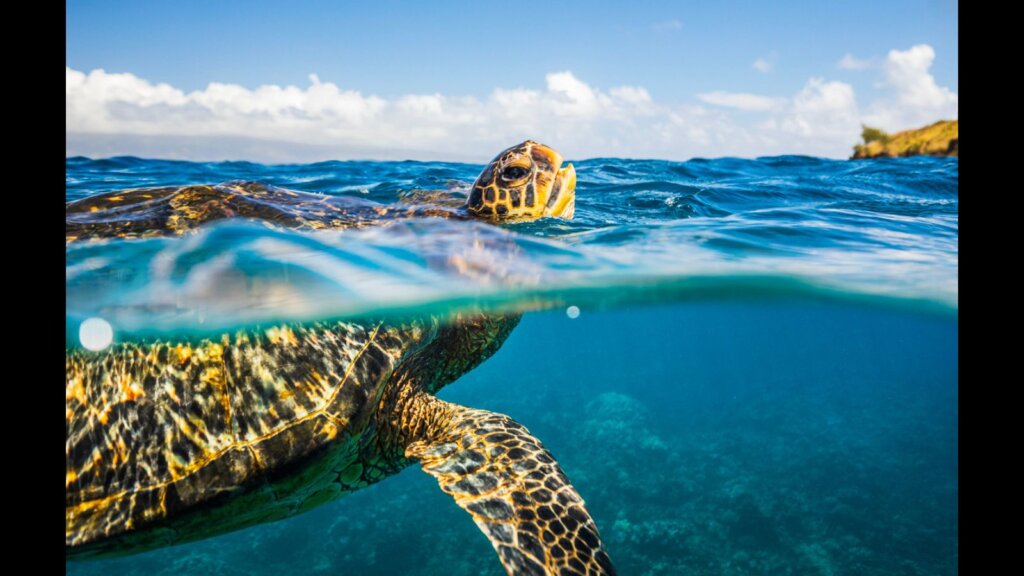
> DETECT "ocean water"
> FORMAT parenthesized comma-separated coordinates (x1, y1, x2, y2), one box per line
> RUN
(66, 154, 958, 575)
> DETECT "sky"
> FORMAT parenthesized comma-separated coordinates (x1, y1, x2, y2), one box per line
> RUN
(66, 0, 958, 162)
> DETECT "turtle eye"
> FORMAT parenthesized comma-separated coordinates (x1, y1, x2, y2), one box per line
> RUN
(501, 166, 529, 182)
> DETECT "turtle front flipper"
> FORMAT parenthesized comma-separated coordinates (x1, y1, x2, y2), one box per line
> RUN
(404, 395, 616, 576)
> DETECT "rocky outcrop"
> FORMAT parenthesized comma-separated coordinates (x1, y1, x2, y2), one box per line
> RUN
(851, 120, 958, 159)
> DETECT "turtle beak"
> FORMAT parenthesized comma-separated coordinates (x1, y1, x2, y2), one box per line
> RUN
(546, 162, 576, 219)
(528, 142, 576, 219)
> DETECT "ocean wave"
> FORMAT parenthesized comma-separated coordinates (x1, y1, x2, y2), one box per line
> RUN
(66, 155, 958, 338)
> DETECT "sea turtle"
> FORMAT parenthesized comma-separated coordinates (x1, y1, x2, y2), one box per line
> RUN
(66, 141, 616, 576)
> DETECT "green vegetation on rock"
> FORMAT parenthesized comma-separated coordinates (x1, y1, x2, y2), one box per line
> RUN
(851, 120, 958, 159)
(860, 126, 891, 145)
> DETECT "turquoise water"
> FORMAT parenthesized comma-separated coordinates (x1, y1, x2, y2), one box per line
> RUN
(66, 155, 957, 575)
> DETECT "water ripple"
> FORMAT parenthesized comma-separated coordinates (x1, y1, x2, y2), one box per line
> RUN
(66, 155, 958, 336)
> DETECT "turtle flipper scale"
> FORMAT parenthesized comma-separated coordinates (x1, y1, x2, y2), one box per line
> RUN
(406, 398, 616, 576)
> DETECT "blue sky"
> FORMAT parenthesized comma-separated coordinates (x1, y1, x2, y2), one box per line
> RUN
(66, 0, 958, 162)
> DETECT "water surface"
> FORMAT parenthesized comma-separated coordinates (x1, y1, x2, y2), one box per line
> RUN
(66, 154, 958, 575)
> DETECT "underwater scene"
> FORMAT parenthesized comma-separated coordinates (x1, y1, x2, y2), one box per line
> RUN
(66, 153, 957, 575)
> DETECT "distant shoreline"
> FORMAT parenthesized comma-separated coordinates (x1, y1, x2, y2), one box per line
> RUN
(851, 120, 958, 159)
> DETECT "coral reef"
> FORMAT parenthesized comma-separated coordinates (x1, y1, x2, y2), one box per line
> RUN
(66, 304, 957, 576)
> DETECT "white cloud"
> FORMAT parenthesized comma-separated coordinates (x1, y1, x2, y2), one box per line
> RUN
(698, 91, 784, 111)
(780, 78, 860, 141)
(837, 54, 872, 70)
(67, 66, 771, 161)
(653, 19, 682, 32)
(66, 45, 958, 162)
(701, 79, 861, 158)
(752, 52, 779, 73)
(863, 44, 957, 130)
(545, 71, 605, 117)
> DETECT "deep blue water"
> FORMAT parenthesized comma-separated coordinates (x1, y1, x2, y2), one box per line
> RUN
(66, 155, 957, 575)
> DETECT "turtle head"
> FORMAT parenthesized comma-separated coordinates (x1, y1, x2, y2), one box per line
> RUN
(466, 141, 576, 221)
